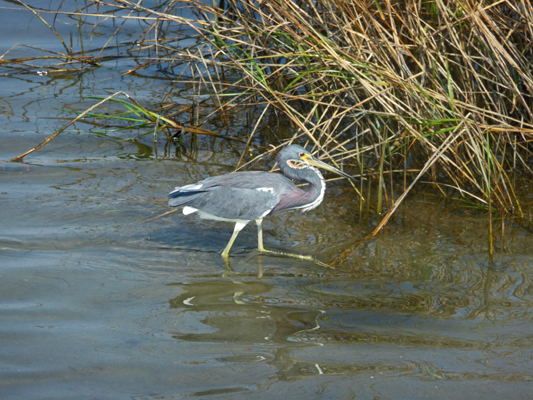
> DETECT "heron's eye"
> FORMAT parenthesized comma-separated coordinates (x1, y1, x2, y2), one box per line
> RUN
(299, 152, 305, 157)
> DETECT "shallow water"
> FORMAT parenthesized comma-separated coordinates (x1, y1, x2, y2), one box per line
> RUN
(1, 2, 533, 399)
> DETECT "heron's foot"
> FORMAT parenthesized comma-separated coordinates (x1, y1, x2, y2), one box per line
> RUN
(221, 252, 232, 278)
(258, 248, 334, 269)
(221, 252, 264, 279)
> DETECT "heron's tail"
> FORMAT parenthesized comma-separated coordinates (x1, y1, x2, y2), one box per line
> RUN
(168, 186, 205, 207)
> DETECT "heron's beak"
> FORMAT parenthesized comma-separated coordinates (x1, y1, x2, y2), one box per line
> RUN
(305, 155, 355, 181)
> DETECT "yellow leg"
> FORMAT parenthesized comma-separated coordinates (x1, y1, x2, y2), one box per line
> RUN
(256, 218, 265, 252)
(254, 219, 333, 269)
(221, 222, 247, 262)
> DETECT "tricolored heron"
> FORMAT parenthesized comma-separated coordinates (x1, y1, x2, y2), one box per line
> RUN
(168, 145, 354, 265)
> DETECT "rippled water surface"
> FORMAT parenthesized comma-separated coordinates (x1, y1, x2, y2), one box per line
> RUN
(1, 2, 533, 399)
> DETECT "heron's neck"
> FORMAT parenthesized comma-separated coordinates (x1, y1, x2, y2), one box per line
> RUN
(294, 167, 326, 212)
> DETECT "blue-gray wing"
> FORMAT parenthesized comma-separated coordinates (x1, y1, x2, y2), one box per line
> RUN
(168, 171, 302, 220)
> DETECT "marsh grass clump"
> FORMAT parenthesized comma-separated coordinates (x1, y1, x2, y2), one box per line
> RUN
(8, 1, 533, 246)
(193, 1, 533, 217)
(192, 0, 533, 235)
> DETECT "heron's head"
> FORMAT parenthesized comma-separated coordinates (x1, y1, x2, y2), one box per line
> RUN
(276, 145, 354, 182)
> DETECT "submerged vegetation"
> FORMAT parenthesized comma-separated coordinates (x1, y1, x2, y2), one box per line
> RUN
(5, 0, 533, 252)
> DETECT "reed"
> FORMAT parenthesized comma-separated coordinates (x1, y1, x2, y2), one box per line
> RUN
(192, 0, 533, 231)
(7, 0, 533, 234)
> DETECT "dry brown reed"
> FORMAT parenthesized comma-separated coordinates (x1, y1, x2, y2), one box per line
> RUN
(7, 1, 533, 247)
